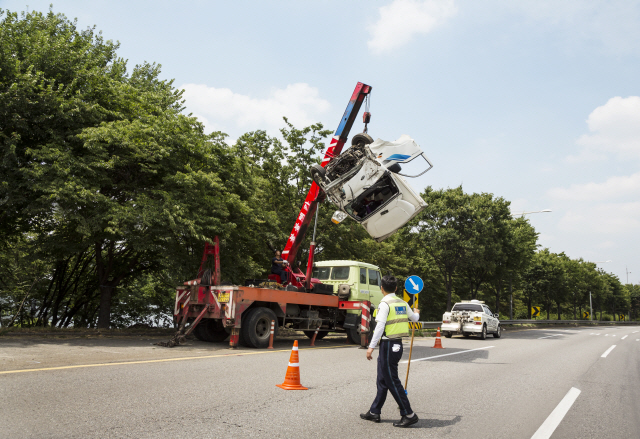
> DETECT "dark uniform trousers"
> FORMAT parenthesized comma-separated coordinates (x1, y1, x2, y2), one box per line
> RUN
(370, 338, 413, 416)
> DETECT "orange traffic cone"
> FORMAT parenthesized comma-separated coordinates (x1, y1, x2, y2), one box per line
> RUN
(433, 327, 444, 349)
(276, 340, 308, 390)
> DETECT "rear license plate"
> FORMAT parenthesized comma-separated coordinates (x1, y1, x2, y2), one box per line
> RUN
(217, 292, 230, 303)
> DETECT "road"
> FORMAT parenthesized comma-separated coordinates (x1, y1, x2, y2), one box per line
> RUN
(1, 325, 639, 438)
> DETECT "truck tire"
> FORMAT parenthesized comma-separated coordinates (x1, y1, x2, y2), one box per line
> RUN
(444, 331, 453, 338)
(303, 330, 328, 340)
(347, 326, 361, 345)
(241, 307, 277, 348)
(479, 324, 487, 340)
(493, 325, 501, 338)
(194, 319, 229, 343)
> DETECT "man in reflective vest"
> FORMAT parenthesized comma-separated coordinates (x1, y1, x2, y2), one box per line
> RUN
(360, 275, 420, 427)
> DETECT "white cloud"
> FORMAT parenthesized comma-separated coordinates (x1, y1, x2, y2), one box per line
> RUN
(180, 83, 331, 137)
(568, 96, 640, 162)
(555, 202, 640, 235)
(367, 0, 457, 54)
(548, 172, 640, 202)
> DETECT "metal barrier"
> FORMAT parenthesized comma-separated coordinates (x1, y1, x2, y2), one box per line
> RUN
(417, 320, 638, 329)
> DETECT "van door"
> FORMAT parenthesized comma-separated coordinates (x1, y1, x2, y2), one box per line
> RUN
(361, 197, 416, 241)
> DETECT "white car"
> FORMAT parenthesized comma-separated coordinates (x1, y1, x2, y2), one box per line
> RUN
(441, 300, 502, 339)
(311, 133, 432, 241)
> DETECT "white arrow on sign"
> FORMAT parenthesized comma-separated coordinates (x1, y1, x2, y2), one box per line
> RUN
(409, 277, 419, 291)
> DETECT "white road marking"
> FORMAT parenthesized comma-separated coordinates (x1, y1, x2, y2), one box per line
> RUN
(633, 331, 639, 333)
(601, 345, 616, 358)
(605, 334, 609, 336)
(621, 335, 628, 340)
(594, 333, 600, 336)
(400, 346, 494, 363)
(612, 334, 616, 337)
(636, 339, 639, 342)
(531, 387, 581, 439)
(538, 334, 562, 339)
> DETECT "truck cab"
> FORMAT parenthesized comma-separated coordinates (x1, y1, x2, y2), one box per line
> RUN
(312, 260, 383, 306)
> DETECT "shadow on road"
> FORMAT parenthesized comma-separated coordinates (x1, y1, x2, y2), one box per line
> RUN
(379, 413, 462, 429)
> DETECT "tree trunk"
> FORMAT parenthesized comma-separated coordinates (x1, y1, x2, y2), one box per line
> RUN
(97, 285, 112, 329)
(445, 272, 453, 311)
(557, 301, 561, 320)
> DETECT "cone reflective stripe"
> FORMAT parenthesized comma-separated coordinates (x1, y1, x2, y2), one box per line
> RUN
(433, 327, 444, 349)
(276, 340, 308, 390)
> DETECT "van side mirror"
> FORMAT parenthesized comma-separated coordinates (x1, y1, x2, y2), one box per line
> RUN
(387, 163, 402, 173)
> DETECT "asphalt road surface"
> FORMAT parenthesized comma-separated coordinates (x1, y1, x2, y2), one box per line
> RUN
(1, 325, 639, 438)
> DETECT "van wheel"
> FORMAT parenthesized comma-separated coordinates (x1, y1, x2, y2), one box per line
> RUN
(310, 164, 326, 187)
(479, 324, 487, 340)
(493, 325, 501, 338)
(241, 307, 277, 348)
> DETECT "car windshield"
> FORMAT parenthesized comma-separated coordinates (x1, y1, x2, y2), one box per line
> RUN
(344, 174, 399, 221)
(312, 266, 351, 280)
(451, 303, 483, 312)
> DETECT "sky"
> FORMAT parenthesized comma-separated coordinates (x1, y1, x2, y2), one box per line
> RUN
(3, 0, 639, 284)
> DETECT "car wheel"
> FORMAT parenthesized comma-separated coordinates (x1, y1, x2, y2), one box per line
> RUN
(493, 325, 501, 338)
(310, 163, 326, 187)
(479, 324, 487, 340)
(241, 307, 277, 348)
(462, 332, 470, 338)
(444, 331, 452, 338)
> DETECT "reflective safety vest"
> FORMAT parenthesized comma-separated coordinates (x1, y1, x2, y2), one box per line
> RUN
(373, 295, 410, 339)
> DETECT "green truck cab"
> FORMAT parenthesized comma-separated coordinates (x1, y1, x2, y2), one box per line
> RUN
(312, 260, 384, 309)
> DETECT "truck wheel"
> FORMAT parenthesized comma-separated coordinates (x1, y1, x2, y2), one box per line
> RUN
(303, 330, 328, 340)
(493, 325, 501, 338)
(202, 319, 230, 342)
(193, 322, 207, 341)
(241, 307, 277, 348)
(347, 326, 361, 345)
(479, 324, 487, 340)
(444, 331, 453, 338)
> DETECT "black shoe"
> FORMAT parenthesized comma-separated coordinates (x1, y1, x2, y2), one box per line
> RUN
(393, 414, 419, 428)
(360, 411, 381, 423)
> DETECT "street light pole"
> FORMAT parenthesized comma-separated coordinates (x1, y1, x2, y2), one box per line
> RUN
(589, 291, 593, 322)
(626, 266, 632, 284)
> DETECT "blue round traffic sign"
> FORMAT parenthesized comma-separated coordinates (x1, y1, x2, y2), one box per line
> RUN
(404, 275, 423, 294)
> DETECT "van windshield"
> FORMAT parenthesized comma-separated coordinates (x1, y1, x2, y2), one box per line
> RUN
(312, 266, 351, 280)
(451, 304, 483, 312)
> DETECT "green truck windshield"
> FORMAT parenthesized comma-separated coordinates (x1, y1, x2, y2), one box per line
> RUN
(312, 266, 351, 280)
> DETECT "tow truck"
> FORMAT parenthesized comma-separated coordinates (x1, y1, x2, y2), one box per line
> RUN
(166, 82, 431, 348)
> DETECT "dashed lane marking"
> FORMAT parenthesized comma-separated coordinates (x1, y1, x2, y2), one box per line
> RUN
(538, 334, 562, 339)
(400, 346, 495, 364)
(601, 345, 616, 358)
(531, 387, 581, 439)
(621, 335, 628, 340)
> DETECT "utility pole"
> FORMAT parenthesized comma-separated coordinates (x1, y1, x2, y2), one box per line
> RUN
(589, 291, 593, 322)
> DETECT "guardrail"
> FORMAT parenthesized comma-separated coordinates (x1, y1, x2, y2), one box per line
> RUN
(416, 319, 638, 329)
